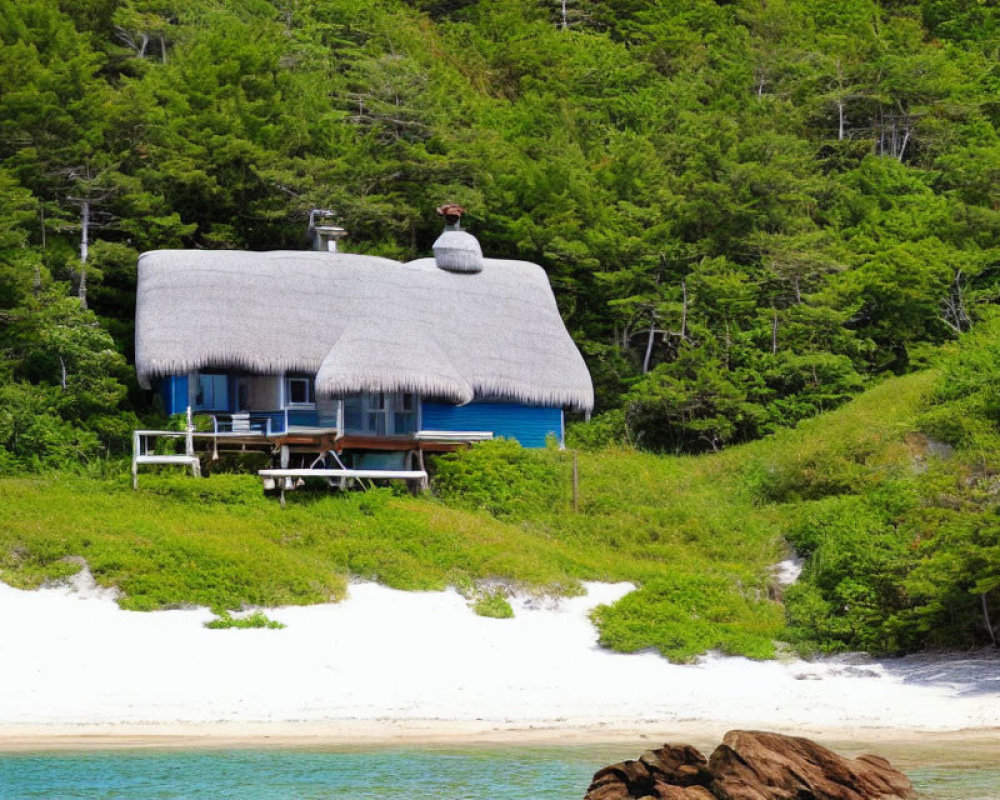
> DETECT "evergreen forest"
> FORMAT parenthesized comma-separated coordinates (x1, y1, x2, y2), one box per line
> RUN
(2, 0, 1000, 656)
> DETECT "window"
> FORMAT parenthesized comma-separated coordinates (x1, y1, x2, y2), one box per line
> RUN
(195, 373, 229, 411)
(393, 393, 416, 434)
(343, 392, 417, 435)
(284, 375, 315, 407)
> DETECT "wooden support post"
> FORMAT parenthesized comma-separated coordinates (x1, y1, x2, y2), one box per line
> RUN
(572, 450, 579, 513)
(417, 447, 429, 492)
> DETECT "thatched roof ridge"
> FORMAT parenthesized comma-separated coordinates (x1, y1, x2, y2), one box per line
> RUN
(135, 249, 593, 411)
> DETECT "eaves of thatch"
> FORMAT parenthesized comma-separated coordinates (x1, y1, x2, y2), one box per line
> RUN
(134, 250, 594, 412)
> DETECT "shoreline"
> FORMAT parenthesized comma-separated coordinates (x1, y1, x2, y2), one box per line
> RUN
(1, 720, 998, 759)
(3, 576, 999, 761)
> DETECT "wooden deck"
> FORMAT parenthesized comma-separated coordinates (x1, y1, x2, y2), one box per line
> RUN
(132, 415, 494, 491)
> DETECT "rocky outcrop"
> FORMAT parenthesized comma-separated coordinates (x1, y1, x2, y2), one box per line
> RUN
(583, 731, 914, 800)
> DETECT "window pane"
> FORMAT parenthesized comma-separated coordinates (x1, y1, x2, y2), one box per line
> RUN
(197, 373, 229, 409)
(394, 412, 415, 434)
(344, 396, 361, 430)
(289, 379, 308, 404)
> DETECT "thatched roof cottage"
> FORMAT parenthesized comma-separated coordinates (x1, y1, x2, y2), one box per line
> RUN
(135, 214, 593, 461)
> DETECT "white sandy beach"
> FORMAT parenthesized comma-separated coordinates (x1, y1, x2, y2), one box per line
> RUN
(1, 571, 998, 749)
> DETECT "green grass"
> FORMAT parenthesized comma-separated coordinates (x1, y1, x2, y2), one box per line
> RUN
(205, 610, 285, 629)
(0, 371, 937, 662)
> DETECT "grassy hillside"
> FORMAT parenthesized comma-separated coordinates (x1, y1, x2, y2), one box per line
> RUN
(6, 345, 974, 661)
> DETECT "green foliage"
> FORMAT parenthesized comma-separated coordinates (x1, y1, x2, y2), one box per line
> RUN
(592, 573, 783, 662)
(566, 408, 627, 450)
(757, 322, 1000, 653)
(6, 0, 1000, 468)
(782, 490, 918, 652)
(431, 438, 563, 518)
(205, 610, 286, 630)
(624, 355, 767, 453)
(4, 0, 1000, 659)
(0, 435, 790, 662)
(471, 589, 515, 619)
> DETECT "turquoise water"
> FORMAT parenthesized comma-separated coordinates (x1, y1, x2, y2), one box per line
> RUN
(0, 749, 996, 799)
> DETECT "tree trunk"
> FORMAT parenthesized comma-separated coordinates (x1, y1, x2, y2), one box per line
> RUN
(78, 199, 89, 309)
(561, 0, 568, 30)
(642, 311, 656, 374)
(837, 100, 845, 141)
(59, 355, 67, 391)
(983, 592, 998, 647)
(897, 125, 911, 163)
(772, 308, 778, 355)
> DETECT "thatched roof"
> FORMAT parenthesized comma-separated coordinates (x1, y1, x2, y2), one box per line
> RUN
(135, 250, 594, 412)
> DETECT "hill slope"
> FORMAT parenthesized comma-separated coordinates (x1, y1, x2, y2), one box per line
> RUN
(8, 323, 999, 660)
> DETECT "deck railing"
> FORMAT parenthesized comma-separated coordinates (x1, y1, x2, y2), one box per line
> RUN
(131, 407, 202, 488)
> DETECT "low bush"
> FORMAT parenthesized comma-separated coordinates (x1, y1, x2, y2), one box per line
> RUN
(430, 438, 565, 519)
(205, 610, 285, 629)
(591, 573, 783, 662)
(472, 589, 515, 619)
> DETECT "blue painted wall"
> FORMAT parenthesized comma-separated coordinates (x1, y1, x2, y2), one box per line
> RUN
(158, 375, 189, 416)
(421, 401, 563, 448)
(287, 409, 319, 427)
(155, 374, 564, 447)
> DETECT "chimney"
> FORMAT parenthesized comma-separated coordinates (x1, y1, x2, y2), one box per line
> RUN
(432, 204, 483, 273)
(307, 209, 347, 252)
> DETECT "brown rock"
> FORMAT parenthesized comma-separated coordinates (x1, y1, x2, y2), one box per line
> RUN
(586, 759, 654, 800)
(640, 744, 711, 787)
(653, 784, 716, 800)
(709, 730, 915, 800)
(584, 783, 629, 800)
(583, 731, 914, 800)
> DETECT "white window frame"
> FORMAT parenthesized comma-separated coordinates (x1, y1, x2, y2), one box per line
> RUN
(343, 391, 419, 435)
(282, 373, 316, 409)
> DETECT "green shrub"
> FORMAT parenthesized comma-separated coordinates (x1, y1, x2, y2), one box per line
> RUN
(472, 589, 515, 619)
(591, 574, 783, 662)
(205, 610, 285, 629)
(431, 438, 564, 518)
(782, 489, 919, 653)
(566, 409, 628, 450)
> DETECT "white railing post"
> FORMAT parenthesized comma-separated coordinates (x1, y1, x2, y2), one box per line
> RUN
(131, 430, 140, 489)
(185, 406, 201, 477)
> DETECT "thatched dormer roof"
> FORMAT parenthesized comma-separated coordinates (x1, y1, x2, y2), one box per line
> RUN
(134, 250, 594, 412)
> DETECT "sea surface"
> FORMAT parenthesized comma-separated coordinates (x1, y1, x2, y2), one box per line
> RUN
(0, 747, 997, 799)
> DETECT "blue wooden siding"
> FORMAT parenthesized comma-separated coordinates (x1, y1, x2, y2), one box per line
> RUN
(421, 401, 563, 448)
(158, 375, 189, 416)
(287, 409, 319, 426)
